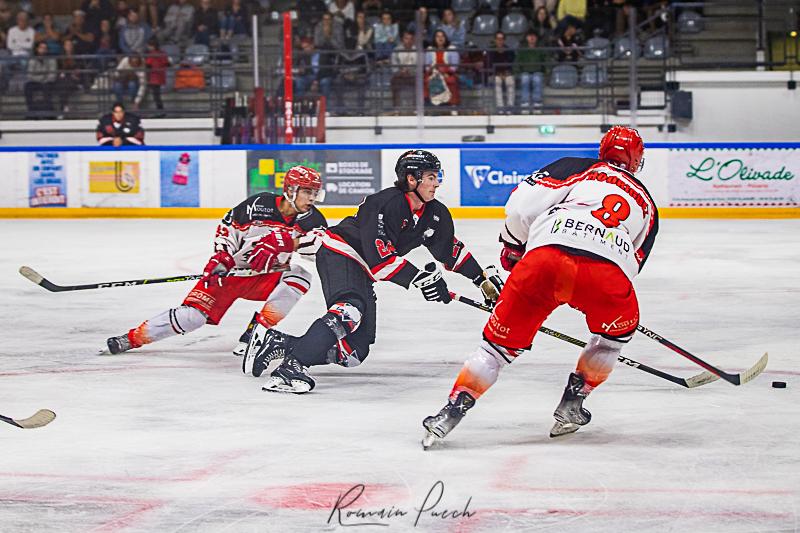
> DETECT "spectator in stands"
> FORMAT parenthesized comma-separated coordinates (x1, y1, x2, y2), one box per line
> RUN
(0, 1, 13, 45)
(96, 18, 117, 52)
(119, 9, 151, 54)
(373, 11, 397, 61)
(314, 12, 344, 50)
(361, 0, 382, 17)
(425, 29, 459, 107)
(96, 102, 145, 146)
(139, 0, 162, 34)
(329, 0, 355, 22)
(557, 0, 588, 24)
(585, 0, 614, 37)
(160, 0, 195, 45)
(294, 37, 332, 98)
(557, 21, 582, 61)
(488, 31, 515, 112)
(194, 0, 219, 46)
(82, 0, 115, 34)
(437, 8, 465, 48)
(334, 48, 369, 114)
(24, 41, 56, 116)
(65, 10, 98, 55)
(534, 0, 557, 12)
(406, 6, 433, 47)
(7, 11, 35, 57)
(514, 30, 546, 109)
(297, 0, 327, 33)
(145, 37, 168, 116)
(220, 0, 250, 41)
(54, 38, 83, 115)
(113, 53, 146, 109)
(114, 0, 131, 30)
(390, 29, 416, 107)
(354, 11, 373, 50)
(95, 30, 117, 70)
(531, 5, 557, 45)
(35, 13, 63, 55)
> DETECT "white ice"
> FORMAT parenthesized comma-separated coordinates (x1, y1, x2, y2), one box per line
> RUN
(1, 217, 798, 533)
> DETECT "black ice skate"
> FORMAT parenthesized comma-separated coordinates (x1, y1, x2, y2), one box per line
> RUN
(550, 372, 592, 438)
(421, 391, 476, 449)
(233, 312, 259, 357)
(261, 355, 315, 394)
(242, 325, 287, 377)
(105, 334, 133, 355)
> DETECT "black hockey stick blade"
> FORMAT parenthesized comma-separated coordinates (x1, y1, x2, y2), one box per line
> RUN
(0, 409, 56, 429)
(449, 293, 719, 389)
(18, 266, 271, 293)
(636, 325, 768, 386)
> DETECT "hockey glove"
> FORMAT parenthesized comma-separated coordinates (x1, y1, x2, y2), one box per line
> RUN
(248, 229, 294, 272)
(201, 250, 235, 288)
(474, 265, 504, 306)
(500, 241, 525, 272)
(412, 262, 452, 304)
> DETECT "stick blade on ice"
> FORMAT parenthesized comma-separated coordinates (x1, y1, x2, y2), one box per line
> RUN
(684, 371, 720, 388)
(18, 266, 44, 286)
(0, 409, 56, 429)
(738, 352, 768, 385)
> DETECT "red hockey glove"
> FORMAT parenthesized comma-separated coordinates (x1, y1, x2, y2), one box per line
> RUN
(248, 229, 294, 272)
(500, 240, 525, 272)
(201, 250, 235, 288)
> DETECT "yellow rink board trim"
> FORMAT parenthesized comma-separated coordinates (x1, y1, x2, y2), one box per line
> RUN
(0, 207, 799, 219)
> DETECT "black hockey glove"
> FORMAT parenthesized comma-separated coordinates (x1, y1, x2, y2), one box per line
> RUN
(474, 265, 504, 306)
(412, 262, 452, 304)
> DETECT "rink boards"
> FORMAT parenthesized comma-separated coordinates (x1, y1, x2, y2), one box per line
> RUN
(0, 143, 798, 218)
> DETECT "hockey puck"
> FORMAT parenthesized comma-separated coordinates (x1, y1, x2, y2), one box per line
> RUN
(772, 381, 787, 389)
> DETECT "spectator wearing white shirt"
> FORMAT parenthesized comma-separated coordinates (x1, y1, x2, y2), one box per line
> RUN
(7, 11, 35, 56)
(329, 0, 355, 22)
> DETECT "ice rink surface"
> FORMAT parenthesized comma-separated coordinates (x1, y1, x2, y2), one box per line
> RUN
(1, 217, 799, 533)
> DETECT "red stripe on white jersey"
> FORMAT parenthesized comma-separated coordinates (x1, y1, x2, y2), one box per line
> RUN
(284, 280, 309, 293)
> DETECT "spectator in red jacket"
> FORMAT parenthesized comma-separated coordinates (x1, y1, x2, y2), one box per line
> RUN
(145, 37, 169, 117)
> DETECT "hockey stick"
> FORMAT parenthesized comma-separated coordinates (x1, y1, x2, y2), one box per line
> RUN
(0, 409, 56, 429)
(449, 293, 719, 389)
(636, 324, 768, 386)
(18, 265, 277, 293)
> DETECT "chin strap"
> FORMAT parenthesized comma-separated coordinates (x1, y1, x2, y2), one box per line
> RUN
(284, 188, 298, 212)
(410, 174, 426, 204)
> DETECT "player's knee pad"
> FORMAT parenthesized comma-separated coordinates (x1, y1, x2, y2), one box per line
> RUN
(577, 334, 624, 387)
(172, 305, 207, 334)
(322, 300, 363, 340)
(281, 263, 312, 295)
(461, 340, 514, 388)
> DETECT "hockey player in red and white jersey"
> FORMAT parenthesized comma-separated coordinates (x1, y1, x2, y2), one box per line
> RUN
(422, 126, 659, 447)
(104, 166, 328, 356)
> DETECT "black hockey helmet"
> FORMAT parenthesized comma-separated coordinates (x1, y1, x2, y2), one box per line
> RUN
(394, 149, 442, 191)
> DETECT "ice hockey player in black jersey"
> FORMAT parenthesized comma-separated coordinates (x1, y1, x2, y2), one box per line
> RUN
(104, 166, 327, 355)
(242, 149, 504, 394)
(96, 103, 146, 146)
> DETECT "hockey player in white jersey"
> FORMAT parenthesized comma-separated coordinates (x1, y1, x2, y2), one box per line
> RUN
(104, 166, 327, 356)
(422, 126, 659, 447)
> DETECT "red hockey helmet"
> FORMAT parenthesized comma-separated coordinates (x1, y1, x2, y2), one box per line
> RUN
(283, 165, 324, 209)
(283, 165, 322, 193)
(599, 126, 644, 172)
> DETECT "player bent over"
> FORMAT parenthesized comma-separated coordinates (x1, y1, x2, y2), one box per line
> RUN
(421, 126, 659, 447)
(242, 149, 504, 394)
(104, 166, 327, 355)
